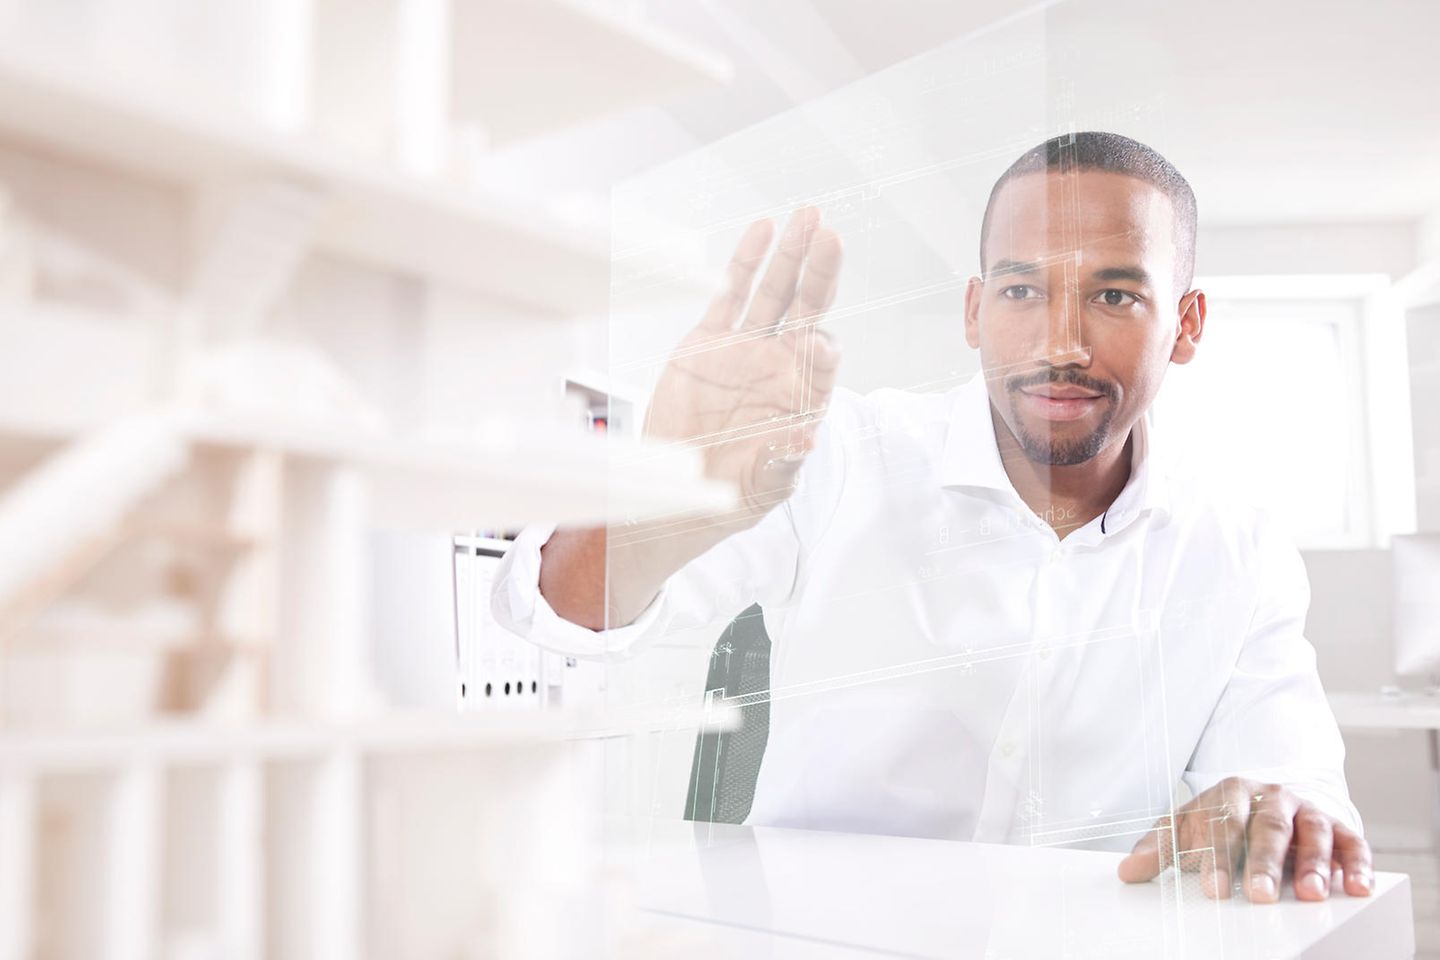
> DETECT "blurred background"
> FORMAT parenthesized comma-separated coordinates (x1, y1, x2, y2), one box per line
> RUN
(0, 0, 1437, 957)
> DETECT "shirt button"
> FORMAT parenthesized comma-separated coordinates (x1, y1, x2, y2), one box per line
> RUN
(999, 738, 1017, 757)
(1048, 549, 1062, 564)
(1038, 643, 1052, 660)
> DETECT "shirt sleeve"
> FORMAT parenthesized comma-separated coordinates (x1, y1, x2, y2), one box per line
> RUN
(1181, 512, 1362, 833)
(490, 470, 809, 662)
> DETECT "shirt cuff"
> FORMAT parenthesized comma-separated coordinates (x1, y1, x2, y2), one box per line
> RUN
(490, 522, 671, 659)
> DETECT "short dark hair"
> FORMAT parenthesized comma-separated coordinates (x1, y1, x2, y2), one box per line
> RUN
(979, 131, 1198, 291)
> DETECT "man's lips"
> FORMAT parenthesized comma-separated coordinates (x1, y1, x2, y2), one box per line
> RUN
(1020, 385, 1102, 400)
(1016, 386, 1105, 422)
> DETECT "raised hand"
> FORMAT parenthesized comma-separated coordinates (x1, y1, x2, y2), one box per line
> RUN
(644, 206, 844, 523)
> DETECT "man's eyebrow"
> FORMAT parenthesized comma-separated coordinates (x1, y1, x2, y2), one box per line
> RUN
(1090, 265, 1153, 286)
(986, 259, 1044, 280)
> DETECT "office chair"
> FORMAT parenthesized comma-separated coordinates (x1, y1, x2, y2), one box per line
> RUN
(685, 603, 772, 823)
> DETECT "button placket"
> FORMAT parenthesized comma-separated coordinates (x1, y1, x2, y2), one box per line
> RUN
(1022, 546, 1066, 836)
(974, 545, 1050, 842)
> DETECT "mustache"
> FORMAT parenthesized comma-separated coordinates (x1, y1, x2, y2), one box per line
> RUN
(1005, 368, 1118, 401)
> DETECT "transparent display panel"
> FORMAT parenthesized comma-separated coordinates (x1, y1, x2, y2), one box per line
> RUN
(591, 4, 1357, 956)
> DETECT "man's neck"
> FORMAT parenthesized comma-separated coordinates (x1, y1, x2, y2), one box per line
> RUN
(988, 404, 1133, 539)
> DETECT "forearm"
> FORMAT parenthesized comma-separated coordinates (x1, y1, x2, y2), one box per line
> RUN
(537, 511, 758, 630)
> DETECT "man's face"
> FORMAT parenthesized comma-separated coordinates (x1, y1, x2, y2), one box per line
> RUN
(965, 170, 1204, 466)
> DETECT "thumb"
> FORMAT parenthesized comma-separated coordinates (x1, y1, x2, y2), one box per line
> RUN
(1117, 828, 1163, 883)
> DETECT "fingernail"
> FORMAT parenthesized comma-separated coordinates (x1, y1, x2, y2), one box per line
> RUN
(1355, 872, 1373, 893)
(1299, 872, 1327, 898)
(1250, 874, 1277, 901)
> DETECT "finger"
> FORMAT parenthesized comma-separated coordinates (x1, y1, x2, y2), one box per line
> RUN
(1168, 781, 1249, 900)
(1195, 844, 1228, 900)
(1332, 823, 1373, 897)
(1118, 818, 1168, 883)
(1173, 807, 1212, 874)
(789, 226, 843, 327)
(798, 420, 824, 454)
(786, 226, 844, 412)
(743, 207, 819, 332)
(1204, 781, 1253, 900)
(1291, 806, 1334, 901)
(700, 219, 776, 332)
(1201, 800, 1250, 900)
(1244, 788, 1299, 903)
(789, 325, 843, 422)
(796, 382, 838, 450)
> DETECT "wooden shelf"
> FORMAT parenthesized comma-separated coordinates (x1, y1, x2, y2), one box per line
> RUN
(0, 44, 632, 314)
(184, 413, 734, 528)
(0, 703, 739, 771)
(128, 521, 262, 552)
(450, 0, 733, 145)
(0, 411, 736, 528)
(0, 418, 69, 480)
(0, 699, 737, 956)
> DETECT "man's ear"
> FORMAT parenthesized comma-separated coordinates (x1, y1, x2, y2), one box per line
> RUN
(1170, 289, 1205, 365)
(964, 274, 983, 349)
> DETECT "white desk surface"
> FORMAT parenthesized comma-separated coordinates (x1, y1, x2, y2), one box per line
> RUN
(1329, 690, 1440, 731)
(620, 821, 1414, 960)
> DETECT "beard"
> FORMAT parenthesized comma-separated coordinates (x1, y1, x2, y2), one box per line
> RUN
(1012, 410, 1116, 465)
(1005, 368, 1119, 466)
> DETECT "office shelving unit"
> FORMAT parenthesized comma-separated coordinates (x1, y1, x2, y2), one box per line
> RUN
(0, 40, 717, 315)
(0, 413, 731, 960)
(0, 1, 731, 956)
(0, 710, 735, 959)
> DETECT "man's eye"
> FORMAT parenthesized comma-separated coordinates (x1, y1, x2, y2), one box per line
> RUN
(1002, 285, 1039, 300)
(1096, 289, 1137, 307)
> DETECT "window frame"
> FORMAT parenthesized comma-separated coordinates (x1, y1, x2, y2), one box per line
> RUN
(1164, 273, 1391, 550)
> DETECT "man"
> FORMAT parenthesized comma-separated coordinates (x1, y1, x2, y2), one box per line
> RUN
(494, 132, 1372, 904)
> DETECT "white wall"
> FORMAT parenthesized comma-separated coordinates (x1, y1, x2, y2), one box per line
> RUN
(1301, 549, 1434, 847)
(1420, 209, 1440, 264)
(1409, 304, 1440, 529)
(1196, 221, 1419, 280)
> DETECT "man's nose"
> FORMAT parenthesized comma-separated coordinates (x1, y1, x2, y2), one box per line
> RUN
(1038, 280, 1091, 367)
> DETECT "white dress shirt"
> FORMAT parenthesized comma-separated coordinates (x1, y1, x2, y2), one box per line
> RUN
(493, 375, 1360, 849)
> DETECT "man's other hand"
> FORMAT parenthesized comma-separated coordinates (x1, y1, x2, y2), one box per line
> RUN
(1116, 777, 1373, 903)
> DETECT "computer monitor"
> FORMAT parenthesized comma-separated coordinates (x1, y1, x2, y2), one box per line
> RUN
(1392, 533, 1440, 687)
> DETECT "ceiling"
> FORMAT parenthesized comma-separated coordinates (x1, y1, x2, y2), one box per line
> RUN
(489, 0, 1440, 228)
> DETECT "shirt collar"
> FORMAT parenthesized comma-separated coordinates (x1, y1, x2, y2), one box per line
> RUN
(938, 374, 1171, 533)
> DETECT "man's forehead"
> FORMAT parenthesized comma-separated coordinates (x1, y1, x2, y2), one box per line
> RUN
(983, 170, 1177, 269)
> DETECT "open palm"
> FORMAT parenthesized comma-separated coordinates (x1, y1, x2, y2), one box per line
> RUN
(644, 207, 844, 520)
